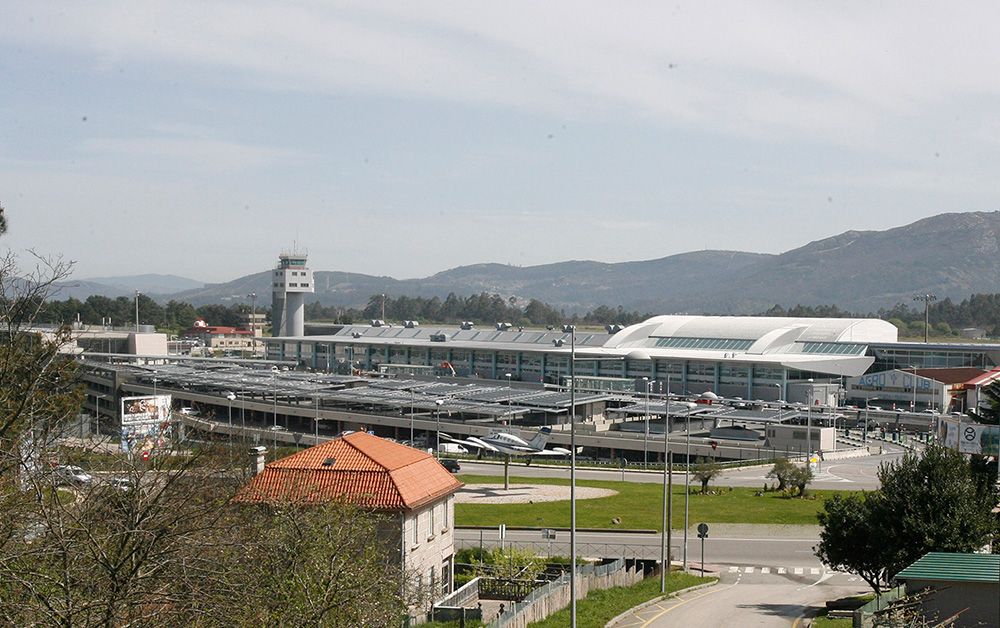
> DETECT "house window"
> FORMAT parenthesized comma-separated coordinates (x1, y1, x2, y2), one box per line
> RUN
(412, 513, 419, 545)
(443, 499, 449, 531)
(428, 505, 435, 538)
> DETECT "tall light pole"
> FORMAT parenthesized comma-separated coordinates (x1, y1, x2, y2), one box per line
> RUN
(907, 365, 918, 412)
(505, 372, 512, 426)
(913, 294, 937, 343)
(226, 392, 235, 426)
(807, 379, 814, 459)
(271, 366, 279, 428)
(568, 325, 577, 628)
(434, 399, 445, 457)
(134, 290, 140, 332)
(239, 378, 246, 431)
(247, 292, 257, 357)
(643, 377, 650, 466)
(409, 387, 415, 443)
(661, 374, 672, 593)
(683, 397, 691, 571)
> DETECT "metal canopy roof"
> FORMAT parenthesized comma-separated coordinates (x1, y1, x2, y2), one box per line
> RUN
(895, 552, 1000, 584)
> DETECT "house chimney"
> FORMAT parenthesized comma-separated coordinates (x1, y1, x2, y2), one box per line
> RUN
(249, 446, 267, 475)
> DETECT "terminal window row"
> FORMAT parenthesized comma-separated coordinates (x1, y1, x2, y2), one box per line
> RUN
(653, 337, 755, 351)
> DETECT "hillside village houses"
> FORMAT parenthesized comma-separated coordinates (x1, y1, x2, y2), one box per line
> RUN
(235, 432, 462, 606)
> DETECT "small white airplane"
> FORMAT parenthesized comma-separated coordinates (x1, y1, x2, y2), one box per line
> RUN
(440, 426, 571, 458)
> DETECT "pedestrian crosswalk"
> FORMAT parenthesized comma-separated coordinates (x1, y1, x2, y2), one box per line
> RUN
(727, 565, 825, 576)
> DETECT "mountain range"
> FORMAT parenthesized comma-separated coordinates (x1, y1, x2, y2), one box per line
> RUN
(57, 211, 1000, 315)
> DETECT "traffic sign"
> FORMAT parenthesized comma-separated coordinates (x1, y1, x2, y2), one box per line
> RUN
(709, 440, 718, 450)
(697, 522, 709, 538)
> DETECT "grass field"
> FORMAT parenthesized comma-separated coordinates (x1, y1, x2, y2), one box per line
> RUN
(455, 474, 842, 529)
(528, 572, 713, 628)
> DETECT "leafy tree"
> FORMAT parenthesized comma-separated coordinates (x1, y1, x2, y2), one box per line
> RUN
(789, 464, 813, 496)
(766, 458, 796, 491)
(815, 491, 892, 594)
(815, 445, 998, 595)
(691, 457, 722, 493)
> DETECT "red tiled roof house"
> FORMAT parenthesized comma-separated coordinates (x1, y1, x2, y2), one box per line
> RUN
(236, 432, 463, 600)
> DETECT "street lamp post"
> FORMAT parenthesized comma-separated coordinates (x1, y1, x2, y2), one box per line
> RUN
(505, 372, 512, 426)
(683, 400, 691, 571)
(568, 326, 577, 628)
(806, 379, 814, 459)
(643, 377, 650, 467)
(239, 378, 246, 431)
(226, 392, 235, 426)
(434, 399, 445, 458)
(661, 374, 672, 593)
(271, 366, 279, 428)
(409, 387, 415, 443)
(134, 290, 140, 332)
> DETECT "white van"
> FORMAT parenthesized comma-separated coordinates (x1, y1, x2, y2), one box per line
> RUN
(437, 443, 468, 455)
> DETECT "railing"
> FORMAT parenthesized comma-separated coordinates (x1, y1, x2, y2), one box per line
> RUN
(853, 585, 906, 628)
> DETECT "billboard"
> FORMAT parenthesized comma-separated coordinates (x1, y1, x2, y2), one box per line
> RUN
(937, 417, 999, 457)
(120, 395, 173, 456)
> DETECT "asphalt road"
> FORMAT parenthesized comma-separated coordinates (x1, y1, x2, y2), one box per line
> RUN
(456, 527, 822, 568)
(458, 527, 869, 627)
(456, 444, 907, 491)
(618, 570, 867, 627)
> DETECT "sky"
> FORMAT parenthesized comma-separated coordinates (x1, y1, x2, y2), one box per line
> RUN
(4, 1, 1000, 283)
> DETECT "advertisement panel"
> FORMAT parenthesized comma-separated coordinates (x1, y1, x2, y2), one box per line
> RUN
(937, 417, 999, 457)
(120, 395, 173, 456)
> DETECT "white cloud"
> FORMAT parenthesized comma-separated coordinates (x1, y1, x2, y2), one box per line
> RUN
(6, 1, 1000, 150)
(80, 136, 302, 172)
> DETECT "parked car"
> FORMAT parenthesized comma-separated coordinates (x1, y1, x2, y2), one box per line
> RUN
(107, 477, 135, 493)
(439, 458, 461, 473)
(54, 465, 93, 486)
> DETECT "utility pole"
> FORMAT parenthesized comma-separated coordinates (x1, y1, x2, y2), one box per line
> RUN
(247, 292, 257, 356)
(913, 294, 937, 343)
(134, 290, 140, 332)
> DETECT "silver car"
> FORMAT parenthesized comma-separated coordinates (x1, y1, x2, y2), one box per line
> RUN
(55, 465, 93, 486)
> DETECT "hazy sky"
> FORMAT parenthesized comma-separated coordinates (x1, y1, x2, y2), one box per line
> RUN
(4, 2, 1000, 283)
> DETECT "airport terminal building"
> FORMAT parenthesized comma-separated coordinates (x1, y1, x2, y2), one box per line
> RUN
(266, 315, 901, 401)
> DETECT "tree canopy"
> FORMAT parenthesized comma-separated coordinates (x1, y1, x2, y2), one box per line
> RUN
(815, 445, 998, 594)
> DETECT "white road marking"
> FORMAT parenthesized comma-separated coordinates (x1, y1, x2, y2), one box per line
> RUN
(794, 567, 804, 575)
(745, 567, 754, 573)
(810, 568, 820, 575)
(728, 566, 738, 573)
(777, 567, 786, 574)
(760, 567, 770, 574)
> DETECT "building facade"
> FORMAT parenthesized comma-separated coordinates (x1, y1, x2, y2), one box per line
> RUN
(268, 315, 898, 400)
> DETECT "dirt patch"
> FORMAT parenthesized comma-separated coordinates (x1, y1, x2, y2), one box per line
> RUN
(455, 484, 616, 504)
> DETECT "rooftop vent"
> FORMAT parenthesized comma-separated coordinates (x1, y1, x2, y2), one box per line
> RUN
(605, 324, 625, 334)
(495, 322, 512, 331)
(430, 333, 448, 342)
(562, 324, 575, 333)
(460, 321, 474, 330)
(404, 320, 419, 328)
(553, 339, 565, 347)
(370, 319, 385, 327)
(351, 331, 362, 338)
(321, 457, 336, 467)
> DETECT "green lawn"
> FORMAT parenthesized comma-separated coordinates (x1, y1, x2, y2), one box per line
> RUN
(812, 612, 853, 627)
(455, 474, 843, 529)
(528, 572, 713, 628)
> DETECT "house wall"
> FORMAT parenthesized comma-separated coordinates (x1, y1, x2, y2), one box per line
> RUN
(905, 579, 998, 627)
(403, 494, 457, 604)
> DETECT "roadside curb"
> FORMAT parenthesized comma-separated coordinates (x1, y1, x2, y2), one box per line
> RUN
(457, 525, 658, 534)
(604, 577, 719, 628)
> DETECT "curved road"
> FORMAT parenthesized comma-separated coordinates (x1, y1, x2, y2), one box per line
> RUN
(457, 443, 907, 491)
(617, 569, 866, 627)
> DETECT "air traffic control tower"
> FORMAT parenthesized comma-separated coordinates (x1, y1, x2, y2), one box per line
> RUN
(271, 251, 313, 337)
